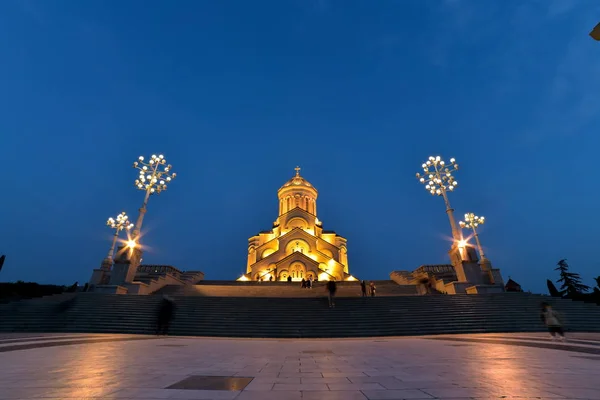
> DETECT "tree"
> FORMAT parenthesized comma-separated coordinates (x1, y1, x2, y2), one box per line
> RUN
(547, 279, 563, 297)
(555, 259, 590, 298)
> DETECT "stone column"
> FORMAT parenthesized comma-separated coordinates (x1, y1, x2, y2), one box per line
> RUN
(449, 244, 482, 284)
(109, 244, 143, 285)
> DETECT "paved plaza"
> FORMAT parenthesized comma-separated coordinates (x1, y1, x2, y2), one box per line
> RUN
(1, 333, 600, 399)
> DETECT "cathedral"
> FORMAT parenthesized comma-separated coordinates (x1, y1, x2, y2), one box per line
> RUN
(240, 167, 352, 282)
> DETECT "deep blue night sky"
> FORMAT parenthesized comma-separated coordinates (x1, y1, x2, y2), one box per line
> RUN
(1, 0, 600, 293)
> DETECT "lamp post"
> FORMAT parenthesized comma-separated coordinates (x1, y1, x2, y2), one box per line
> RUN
(104, 212, 134, 266)
(459, 213, 487, 262)
(131, 154, 176, 242)
(416, 156, 461, 242)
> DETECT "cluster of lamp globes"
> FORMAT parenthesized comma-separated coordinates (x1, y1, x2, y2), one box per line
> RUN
(415, 156, 459, 196)
(133, 154, 176, 194)
(106, 212, 134, 231)
(415, 155, 487, 250)
(105, 154, 176, 255)
(459, 213, 485, 229)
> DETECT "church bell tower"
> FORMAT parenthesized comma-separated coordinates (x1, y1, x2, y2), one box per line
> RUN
(277, 166, 318, 216)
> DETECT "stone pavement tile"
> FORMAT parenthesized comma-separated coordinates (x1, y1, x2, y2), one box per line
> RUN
(261, 367, 283, 372)
(273, 383, 329, 391)
(280, 368, 301, 372)
(234, 368, 263, 373)
(302, 377, 352, 384)
(339, 368, 379, 373)
(484, 386, 567, 398)
(250, 377, 300, 384)
(301, 391, 368, 400)
(238, 371, 278, 377)
(545, 380, 600, 390)
(302, 368, 339, 373)
(167, 389, 241, 399)
(355, 377, 415, 390)
(278, 372, 323, 378)
(361, 389, 434, 399)
(2, 334, 600, 400)
(106, 388, 180, 398)
(323, 372, 369, 378)
(366, 370, 411, 377)
(394, 374, 451, 382)
(0, 388, 54, 399)
(241, 381, 274, 391)
(235, 390, 302, 400)
(328, 383, 385, 391)
(392, 380, 462, 389)
(34, 387, 122, 398)
(543, 388, 600, 398)
(420, 388, 494, 398)
(188, 370, 237, 376)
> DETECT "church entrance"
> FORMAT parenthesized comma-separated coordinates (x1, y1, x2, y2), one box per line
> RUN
(288, 262, 306, 282)
(278, 270, 289, 281)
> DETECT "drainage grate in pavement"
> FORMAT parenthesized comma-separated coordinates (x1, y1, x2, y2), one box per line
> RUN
(301, 350, 334, 354)
(166, 376, 253, 391)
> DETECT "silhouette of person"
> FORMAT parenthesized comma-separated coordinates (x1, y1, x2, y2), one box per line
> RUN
(156, 295, 176, 336)
(327, 279, 337, 308)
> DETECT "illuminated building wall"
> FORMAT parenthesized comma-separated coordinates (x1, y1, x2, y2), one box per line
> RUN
(242, 167, 350, 282)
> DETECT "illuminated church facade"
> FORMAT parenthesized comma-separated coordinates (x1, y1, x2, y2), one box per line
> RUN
(240, 167, 352, 282)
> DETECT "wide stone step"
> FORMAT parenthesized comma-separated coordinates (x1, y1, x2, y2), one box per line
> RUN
(2, 292, 598, 338)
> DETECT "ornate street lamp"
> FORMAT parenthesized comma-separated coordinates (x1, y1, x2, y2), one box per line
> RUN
(104, 212, 134, 265)
(131, 154, 176, 242)
(459, 213, 487, 262)
(415, 156, 461, 242)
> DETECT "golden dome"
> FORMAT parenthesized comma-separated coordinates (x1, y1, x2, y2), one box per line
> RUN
(279, 167, 316, 191)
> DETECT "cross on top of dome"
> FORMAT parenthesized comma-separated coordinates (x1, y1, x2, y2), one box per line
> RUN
(279, 166, 316, 191)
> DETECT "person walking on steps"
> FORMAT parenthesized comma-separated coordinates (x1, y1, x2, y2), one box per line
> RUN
(540, 302, 565, 341)
(361, 280, 367, 297)
(327, 279, 337, 308)
(370, 281, 376, 297)
(156, 295, 176, 336)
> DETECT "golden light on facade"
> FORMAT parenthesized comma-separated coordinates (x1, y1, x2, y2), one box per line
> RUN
(319, 272, 330, 281)
(237, 275, 249, 281)
(127, 240, 137, 249)
(345, 275, 358, 281)
(246, 167, 350, 282)
(458, 239, 467, 248)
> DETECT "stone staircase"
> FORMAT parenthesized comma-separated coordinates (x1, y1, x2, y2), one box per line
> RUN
(156, 280, 419, 297)
(1, 292, 600, 338)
